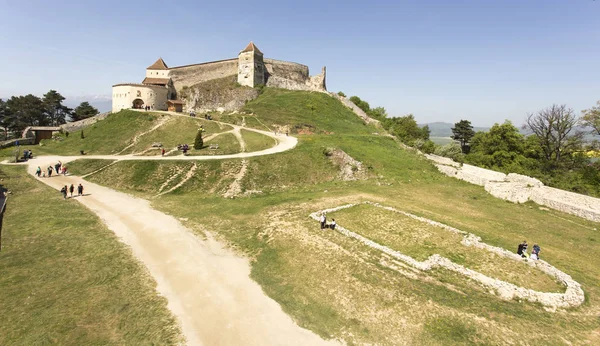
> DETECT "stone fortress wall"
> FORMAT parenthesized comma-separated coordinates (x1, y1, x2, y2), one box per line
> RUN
(168, 59, 238, 91)
(263, 59, 326, 91)
(426, 154, 600, 223)
(168, 57, 326, 93)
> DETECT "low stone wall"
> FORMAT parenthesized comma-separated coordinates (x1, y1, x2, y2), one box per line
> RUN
(60, 112, 111, 133)
(310, 202, 585, 309)
(0, 137, 34, 149)
(426, 154, 600, 222)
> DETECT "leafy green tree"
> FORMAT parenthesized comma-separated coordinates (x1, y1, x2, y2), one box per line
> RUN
(451, 120, 475, 153)
(369, 106, 388, 121)
(42, 90, 71, 126)
(466, 121, 540, 173)
(0, 99, 8, 140)
(470, 121, 523, 156)
(421, 124, 430, 140)
(194, 128, 204, 150)
(581, 101, 600, 136)
(349, 96, 370, 114)
(71, 102, 99, 121)
(414, 138, 436, 154)
(5, 94, 46, 131)
(384, 114, 429, 146)
(434, 142, 464, 162)
(337, 91, 346, 97)
(524, 104, 583, 166)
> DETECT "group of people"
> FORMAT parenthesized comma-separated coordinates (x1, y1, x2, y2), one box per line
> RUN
(177, 143, 190, 155)
(188, 112, 212, 120)
(517, 240, 541, 260)
(135, 104, 154, 111)
(22, 149, 33, 161)
(319, 213, 336, 230)
(60, 184, 84, 200)
(35, 161, 68, 178)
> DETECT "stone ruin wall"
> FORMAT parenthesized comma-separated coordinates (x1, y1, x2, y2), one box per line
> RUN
(264, 59, 326, 92)
(425, 154, 600, 223)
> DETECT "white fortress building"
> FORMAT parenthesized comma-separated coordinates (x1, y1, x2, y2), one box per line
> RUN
(112, 42, 326, 113)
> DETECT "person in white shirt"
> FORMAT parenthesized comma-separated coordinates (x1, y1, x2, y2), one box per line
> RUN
(319, 214, 326, 229)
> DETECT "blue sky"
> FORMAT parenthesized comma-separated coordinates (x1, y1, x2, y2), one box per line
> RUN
(0, 0, 598, 126)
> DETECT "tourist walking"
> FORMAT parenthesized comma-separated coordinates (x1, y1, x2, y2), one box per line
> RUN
(330, 219, 336, 230)
(60, 185, 68, 200)
(69, 184, 74, 197)
(161, 148, 165, 156)
(55, 161, 61, 174)
(47, 166, 53, 177)
(77, 183, 84, 196)
(35, 166, 41, 177)
(320, 213, 326, 230)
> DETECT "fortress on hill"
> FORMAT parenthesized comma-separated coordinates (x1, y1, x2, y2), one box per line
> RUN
(112, 42, 327, 113)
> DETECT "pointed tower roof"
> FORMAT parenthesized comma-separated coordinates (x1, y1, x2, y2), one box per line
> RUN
(147, 58, 168, 70)
(240, 41, 263, 55)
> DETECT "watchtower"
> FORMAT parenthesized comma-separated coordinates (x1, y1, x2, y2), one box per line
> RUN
(237, 42, 265, 87)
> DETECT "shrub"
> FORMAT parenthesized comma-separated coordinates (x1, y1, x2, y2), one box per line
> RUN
(337, 91, 346, 97)
(194, 128, 204, 150)
(435, 142, 464, 162)
(414, 139, 436, 154)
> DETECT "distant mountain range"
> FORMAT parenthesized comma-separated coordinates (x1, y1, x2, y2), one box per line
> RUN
(64, 95, 111, 113)
(420, 122, 490, 138)
(421, 121, 600, 143)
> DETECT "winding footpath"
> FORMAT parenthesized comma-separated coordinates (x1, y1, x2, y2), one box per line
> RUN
(3, 124, 338, 346)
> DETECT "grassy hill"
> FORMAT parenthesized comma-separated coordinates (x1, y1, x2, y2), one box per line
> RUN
(5, 89, 600, 344)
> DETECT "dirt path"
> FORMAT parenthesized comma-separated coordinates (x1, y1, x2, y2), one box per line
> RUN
(45, 124, 293, 164)
(232, 127, 246, 152)
(22, 158, 336, 346)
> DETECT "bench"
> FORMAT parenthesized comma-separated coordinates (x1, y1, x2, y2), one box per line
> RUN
(209, 144, 219, 150)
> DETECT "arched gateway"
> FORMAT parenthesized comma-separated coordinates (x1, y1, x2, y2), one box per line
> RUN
(132, 99, 144, 109)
